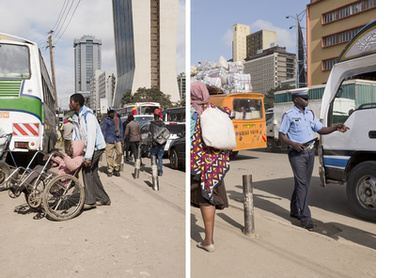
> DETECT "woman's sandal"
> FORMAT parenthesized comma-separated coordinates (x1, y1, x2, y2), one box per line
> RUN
(196, 242, 215, 252)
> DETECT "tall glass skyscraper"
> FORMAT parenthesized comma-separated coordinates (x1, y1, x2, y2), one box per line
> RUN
(112, 0, 179, 107)
(73, 35, 102, 93)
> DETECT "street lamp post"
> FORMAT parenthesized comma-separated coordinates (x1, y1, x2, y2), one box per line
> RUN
(287, 10, 306, 88)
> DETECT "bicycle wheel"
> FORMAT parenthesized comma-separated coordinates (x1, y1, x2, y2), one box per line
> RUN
(42, 174, 85, 221)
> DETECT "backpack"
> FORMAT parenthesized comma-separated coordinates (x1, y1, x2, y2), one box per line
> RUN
(153, 125, 170, 145)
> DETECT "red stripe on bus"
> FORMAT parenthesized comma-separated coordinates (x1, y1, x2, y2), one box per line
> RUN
(13, 124, 28, 136)
(24, 123, 39, 136)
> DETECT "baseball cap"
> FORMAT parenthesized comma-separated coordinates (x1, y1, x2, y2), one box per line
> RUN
(154, 109, 161, 115)
(107, 107, 115, 113)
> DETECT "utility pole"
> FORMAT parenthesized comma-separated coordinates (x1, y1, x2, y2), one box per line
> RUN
(48, 30, 58, 108)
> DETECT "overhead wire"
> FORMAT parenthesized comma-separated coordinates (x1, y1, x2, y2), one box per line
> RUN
(53, 0, 76, 40)
(37, 0, 82, 53)
(37, 0, 71, 52)
(52, 0, 69, 35)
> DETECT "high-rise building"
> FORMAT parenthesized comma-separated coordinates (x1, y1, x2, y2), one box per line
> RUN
(306, 0, 376, 86)
(73, 35, 102, 93)
(89, 70, 116, 114)
(112, 0, 179, 107)
(244, 46, 296, 94)
(246, 30, 276, 58)
(232, 24, 250, 63)
(177, 72, 186, 101)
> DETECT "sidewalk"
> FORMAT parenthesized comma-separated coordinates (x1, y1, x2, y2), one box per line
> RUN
(191, 204, 375, 278)
(190, 151, 375, 278)
(0, 144, 186, 278)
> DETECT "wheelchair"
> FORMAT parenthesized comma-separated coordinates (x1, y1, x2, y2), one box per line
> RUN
(3, 150, 85, 221)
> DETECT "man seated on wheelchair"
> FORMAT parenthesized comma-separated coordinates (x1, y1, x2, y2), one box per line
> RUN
(11, 140, 85, 196)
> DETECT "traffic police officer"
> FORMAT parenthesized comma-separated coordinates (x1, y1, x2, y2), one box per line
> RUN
(279, 89, 349, 230)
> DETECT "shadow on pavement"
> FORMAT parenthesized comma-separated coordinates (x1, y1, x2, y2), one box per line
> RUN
(191, 213, 204, 243)
(226, 176, 376, 250)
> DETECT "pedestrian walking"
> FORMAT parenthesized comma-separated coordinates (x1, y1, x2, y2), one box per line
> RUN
(69, 93, 111, 209)
(190, 82, 231, 253)
(101, 107, 123, 177)
(123, 114, 142, 165)
(149, 109, 166, 176)
(279, 89, 349, 230)
(62, 117, 74, 152)
(122, 115, 132, 161)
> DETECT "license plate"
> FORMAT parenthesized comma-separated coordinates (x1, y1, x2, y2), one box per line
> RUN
(243, 124, 255, 129)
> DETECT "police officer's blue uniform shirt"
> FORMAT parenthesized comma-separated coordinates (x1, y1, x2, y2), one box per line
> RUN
(279, 106, 323, 144)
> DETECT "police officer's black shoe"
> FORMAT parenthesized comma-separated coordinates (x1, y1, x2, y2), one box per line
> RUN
(300, 221, 317, 231)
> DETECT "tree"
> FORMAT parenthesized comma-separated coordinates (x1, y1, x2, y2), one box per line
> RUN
(120, 90, 133, 106)
(120, 87, 173, 108)
(263, 84, 294, 110)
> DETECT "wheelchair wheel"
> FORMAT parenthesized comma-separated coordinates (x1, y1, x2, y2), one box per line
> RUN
(0, 161, 10, 190)
(25, 180, 46, 211)
(42, 174, 85, 221)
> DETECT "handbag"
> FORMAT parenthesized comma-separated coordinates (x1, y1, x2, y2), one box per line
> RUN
(200, 106, 236, 150)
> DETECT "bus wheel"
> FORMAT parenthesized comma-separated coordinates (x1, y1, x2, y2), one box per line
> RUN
(346, 161, 376, 221)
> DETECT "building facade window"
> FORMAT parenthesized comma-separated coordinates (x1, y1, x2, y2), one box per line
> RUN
(322, 26, 363, 47)
(322, 57, 338, 71)
(322, 0, 376, 24)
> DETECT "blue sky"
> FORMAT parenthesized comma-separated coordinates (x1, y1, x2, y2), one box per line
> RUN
(191, 0, 310, 65)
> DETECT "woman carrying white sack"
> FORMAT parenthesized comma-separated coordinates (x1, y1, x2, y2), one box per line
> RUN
(190, 81, 232, 253)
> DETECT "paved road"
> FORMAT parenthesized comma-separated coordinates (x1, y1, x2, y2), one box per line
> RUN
(0, 152, 185, 278)
(191, 148, 375, 277)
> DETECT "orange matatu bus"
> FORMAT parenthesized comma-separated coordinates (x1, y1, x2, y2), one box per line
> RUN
(208, 93, 266, 157)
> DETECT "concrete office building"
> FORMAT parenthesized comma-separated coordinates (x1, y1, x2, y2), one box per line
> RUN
(244, 46, 296, 94)
(89, 70, 116, 114)
(306, 0, 376, 86)
(246, 30, 277, 58)
(112, 0, 179, 107)
(177, 72, 186, 101)
(73, 35, 102, 93)
(233, 24, 277, 63)
(232, 24, 250, 63)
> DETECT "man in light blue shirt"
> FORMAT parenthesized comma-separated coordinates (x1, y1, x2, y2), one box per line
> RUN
(70, 93, 110, 209)
(279, 90, 349, 230)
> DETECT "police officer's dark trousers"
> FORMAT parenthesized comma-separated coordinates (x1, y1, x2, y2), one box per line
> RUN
(288, 148, 315, 222)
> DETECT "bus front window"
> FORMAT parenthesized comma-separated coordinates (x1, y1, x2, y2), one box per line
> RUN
(0, 44, 30, 78)
(232, 99, 262, 120)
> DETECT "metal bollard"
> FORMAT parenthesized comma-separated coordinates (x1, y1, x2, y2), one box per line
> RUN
(151, 156, 159, 191)
(134, 145, 142, 179)
(243, 174, 255, 236)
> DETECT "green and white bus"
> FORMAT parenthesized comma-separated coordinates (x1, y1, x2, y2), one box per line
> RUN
(0, 33, 57, 153)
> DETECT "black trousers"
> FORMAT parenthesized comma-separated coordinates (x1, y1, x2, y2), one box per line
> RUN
(288, 148, 315, 222)
(124, 139, 131, 159)
(82, 149, 110, 205)
(129, 141, 140, 160)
